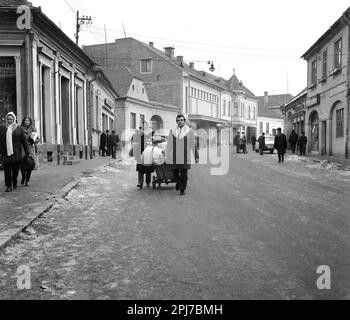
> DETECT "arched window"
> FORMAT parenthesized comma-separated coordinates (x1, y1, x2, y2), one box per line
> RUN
(151, 115, 163, 131)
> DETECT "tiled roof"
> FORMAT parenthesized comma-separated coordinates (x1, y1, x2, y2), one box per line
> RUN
(0, 0, 31, 7)
(256, 94, 293, 119)
(101, 66, 141, 98)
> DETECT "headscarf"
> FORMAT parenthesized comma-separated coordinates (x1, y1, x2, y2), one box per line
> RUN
(5, 112, 18, 157)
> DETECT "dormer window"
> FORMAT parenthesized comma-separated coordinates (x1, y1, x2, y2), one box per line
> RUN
(140, 59, 152, 74)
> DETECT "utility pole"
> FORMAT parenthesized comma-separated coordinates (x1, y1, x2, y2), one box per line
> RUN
(75, 11, 92, 46)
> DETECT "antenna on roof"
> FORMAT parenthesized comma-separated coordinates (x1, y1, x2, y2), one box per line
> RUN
(122, 22, 127, 38)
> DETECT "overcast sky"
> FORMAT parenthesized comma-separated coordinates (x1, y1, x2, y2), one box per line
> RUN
(31, 0, 350, 97)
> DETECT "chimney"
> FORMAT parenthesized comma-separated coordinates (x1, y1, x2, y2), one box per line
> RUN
(164, 46, 175, 58)
(149, 42, 154, 47)
(189, 62, 195, 69)
(264, 91, 269, 107)
(177, 56, 184, 63)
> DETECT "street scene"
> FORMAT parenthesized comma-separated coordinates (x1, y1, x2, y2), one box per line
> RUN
(1, 0, 350, 303)
(0, 149, 349, 300)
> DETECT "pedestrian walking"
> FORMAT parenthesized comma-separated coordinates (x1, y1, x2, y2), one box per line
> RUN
(131, 121, 154, 189)
(166, 114, 198, 196)
(0, 112, 30, 192)
(109, 130, 120, 159)
(258, 133, 265, 155)
(20, 116, 39, 187)
(100, 130, 107, 157)
(234, 133, 240, 153)
(106, 130, 112, 157)
(251, 135, 257, 152)
(239, 133, 248, 154)
(274, 128, 287, 163)
(298, 132, 308, 156)
(289, 130, 299, 154)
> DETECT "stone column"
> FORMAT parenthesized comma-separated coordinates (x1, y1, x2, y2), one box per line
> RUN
(14, 56, 22, 122)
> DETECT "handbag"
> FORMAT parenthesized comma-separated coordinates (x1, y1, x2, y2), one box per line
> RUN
(22, 155, 36, 171)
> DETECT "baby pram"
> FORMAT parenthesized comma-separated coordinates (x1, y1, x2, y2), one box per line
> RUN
(152, 163, 176, 190)
(140, 137, 177, 189)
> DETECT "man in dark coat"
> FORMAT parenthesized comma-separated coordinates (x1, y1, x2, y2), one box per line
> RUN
(274, 128, 287, 163)
(251, 135, 257, 152)
(100, 130, 107, 157)
(106, 130, 112, 156)
(109, 130, 120, 159)
(234, 133, 240, 153)
(258, 133, 265, 155)
(0, 112, 30, 192)
(298, 132, 308, 156)
(289, 130, 299, 154)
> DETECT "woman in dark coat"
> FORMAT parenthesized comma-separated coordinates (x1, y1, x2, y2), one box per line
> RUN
(0, 112, 30, 192)
(20, 116, 39, 186)
(131, 122, 154, 189)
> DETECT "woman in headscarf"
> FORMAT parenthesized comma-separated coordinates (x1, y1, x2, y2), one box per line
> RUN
(0, 112, 30, 192)
(20, 116, 39, 186)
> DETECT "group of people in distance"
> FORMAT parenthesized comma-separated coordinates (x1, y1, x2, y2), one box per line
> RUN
(240, 128, 309, 164)
(99, 130, 120, 159)
(0, 112, 39, 192)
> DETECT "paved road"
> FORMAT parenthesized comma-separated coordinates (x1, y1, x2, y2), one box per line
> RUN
(0, 150, 349, 300)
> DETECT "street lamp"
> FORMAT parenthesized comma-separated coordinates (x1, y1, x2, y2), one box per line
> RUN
(208, 61, 215, 72)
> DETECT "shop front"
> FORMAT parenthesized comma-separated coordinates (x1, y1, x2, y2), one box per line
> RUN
(0, 57, 17, 125)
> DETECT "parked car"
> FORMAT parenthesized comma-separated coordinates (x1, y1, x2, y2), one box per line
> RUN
(256, 135, 275, 154)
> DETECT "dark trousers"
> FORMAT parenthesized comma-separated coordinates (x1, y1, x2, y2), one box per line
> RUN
(107, 145, 113, 157)
(111, 146, 117, 159)
(252, 143, 256, 151)
(291, 143, 297, 153)
(21, 168, 32, 184)
(100, 147, 107, 157)
(138, 172, 151, 187)
(173, 169, 188, 192)
(300, 146, 306, 156)
(4, 162, 20, 188)
(278, 152, 285, 163)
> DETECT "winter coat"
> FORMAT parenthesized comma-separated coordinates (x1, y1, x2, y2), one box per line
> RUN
(289, 132, 299, 144)
(251, 136, 257, 144)
(109, 133, 120, 146)
(233, 135, 240, 146)
(21, 126, 39, 157)
(0, 125, 29, 164)
(274, 133, 287, 154)
(132, 129, 154, 173)
(100, 133, 107, 149)
(166, 125, 197, 170)
(298, 136, 308, 147)
(258, 135, 265, 149)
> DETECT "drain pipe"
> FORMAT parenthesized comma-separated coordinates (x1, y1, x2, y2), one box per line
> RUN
(343, 12, 350, 159)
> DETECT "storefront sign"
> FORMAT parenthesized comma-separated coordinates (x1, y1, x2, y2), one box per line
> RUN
(306, 94, 320, 108)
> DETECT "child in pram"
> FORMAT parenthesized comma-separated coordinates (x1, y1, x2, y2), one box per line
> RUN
(140, 135, 175, 189)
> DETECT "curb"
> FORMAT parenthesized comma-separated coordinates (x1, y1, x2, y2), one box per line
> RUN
(0, 161, 116, 251)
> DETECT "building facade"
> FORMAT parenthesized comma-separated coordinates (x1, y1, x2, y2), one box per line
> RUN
(301, 7, 350, 157)
(0, 1, 118, 164)
(256, 92, 292, 137)
(83, 39, 258, 146)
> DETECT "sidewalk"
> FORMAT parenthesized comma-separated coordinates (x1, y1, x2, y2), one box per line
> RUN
(302, 152, 350, 169)
(0, 155, 121, 249)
